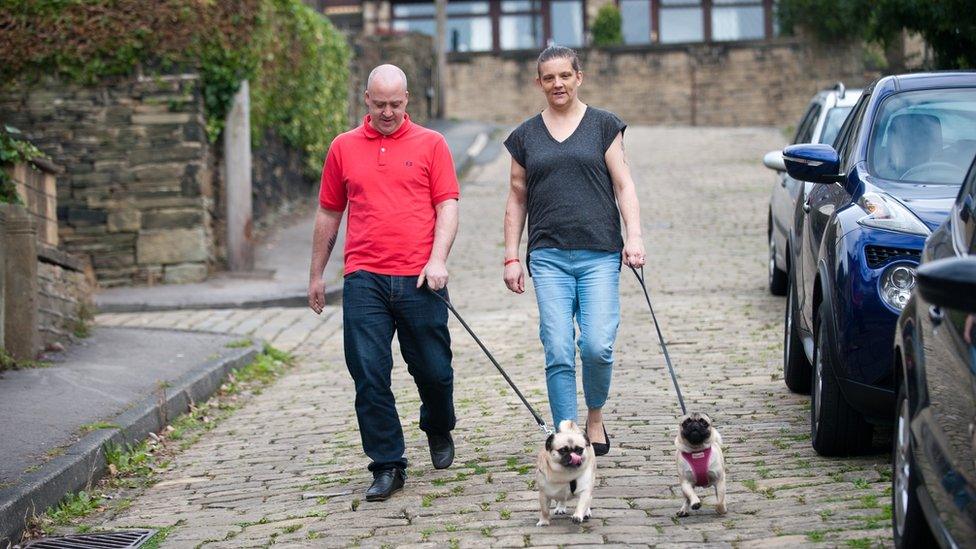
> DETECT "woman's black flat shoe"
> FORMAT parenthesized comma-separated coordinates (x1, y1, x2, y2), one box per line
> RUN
(591, 425, 610, 456)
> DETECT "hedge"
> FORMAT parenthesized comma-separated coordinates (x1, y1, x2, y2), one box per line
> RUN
(0, 0, 349, 175)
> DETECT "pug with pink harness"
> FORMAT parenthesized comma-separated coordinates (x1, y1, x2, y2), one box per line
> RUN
(675, 412, 728, 516)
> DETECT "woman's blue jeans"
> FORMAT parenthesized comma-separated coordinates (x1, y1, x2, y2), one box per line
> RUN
(530, 248, 620, 426)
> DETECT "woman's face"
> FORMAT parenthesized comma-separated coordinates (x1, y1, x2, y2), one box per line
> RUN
(536, 57, 582, 108)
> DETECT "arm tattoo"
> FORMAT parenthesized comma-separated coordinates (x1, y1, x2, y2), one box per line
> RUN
(326, 233, 337, 254)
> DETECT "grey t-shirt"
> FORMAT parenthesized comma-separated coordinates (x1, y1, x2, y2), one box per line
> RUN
(504, 106, 627, 258)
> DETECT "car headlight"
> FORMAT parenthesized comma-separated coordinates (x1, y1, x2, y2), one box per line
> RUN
(880, 263, 917, 311)
(857, 192, 930, 236)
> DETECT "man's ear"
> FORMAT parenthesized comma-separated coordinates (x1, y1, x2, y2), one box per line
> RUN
(545, 434, 554, 452)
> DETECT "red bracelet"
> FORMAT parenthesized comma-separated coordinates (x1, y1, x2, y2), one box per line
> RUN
(504, 258, 520, 266)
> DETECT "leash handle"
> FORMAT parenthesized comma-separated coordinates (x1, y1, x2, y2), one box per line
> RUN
(425, 285, 553, 436)
(630, 266, 687, 416)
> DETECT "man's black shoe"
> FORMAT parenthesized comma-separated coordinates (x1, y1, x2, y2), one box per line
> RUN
(427, 432, 454, 469)
(365, 469, 405, 502)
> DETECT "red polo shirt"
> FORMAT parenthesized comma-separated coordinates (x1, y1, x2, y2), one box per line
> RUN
(319, 114, 460, 276)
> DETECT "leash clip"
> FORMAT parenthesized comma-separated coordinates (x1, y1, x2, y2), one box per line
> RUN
(540, 423, 554, 436)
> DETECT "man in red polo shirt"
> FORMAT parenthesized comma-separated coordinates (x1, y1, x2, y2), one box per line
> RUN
(308, 64, 460, 502)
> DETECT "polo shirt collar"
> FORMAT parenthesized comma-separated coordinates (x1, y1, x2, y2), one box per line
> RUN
(362, 114, 412, 140)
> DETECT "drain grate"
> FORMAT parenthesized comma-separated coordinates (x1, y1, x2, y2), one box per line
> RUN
(21, 530, 156, 549)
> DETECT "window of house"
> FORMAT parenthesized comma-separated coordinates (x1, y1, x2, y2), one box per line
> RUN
(389, 0, 583, 52)
(500, 0, 544, 50)
(550, 0, 585, 47)
(659, 0, 703, 44)
(711, 0, 764, 41)
(620, 0, 651, 44)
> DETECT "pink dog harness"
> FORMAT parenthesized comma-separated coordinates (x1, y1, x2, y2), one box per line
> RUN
(681, 448, 712, 487)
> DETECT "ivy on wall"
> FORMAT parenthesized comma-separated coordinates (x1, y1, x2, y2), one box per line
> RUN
(0, 126, 45, 204)
(0, 0, 350, 176)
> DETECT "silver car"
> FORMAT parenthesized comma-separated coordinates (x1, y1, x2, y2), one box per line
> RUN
(764, 83, 862, 295)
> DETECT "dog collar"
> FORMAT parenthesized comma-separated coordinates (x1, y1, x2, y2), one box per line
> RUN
(681, 447, 712, 487)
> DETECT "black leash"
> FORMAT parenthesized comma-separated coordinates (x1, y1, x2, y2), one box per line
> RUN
(629, 265, 687, 416)
(426, 285, 554, 436)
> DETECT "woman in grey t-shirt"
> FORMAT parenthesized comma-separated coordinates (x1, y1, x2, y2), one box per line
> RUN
(502, 46, 645, 456)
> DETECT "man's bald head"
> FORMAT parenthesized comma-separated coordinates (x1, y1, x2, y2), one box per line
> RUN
(364, 64, 409, 135)
(367, 64, 408, 94)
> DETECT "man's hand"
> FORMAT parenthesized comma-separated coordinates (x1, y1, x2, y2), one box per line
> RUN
(308, 278, 326, 314)
(418, 258, 449, 290)
(623, 235, 646, 268)
(504, 261, 525, 294)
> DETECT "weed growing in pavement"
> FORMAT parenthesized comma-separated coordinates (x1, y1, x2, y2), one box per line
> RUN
(22, 346, 293, 541)
(225, 338, 253, 349)
(79, 422, 120, 433)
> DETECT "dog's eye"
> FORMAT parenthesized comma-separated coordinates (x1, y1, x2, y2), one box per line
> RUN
(573, 447, 583, 454)
(558, 448, 569, 454)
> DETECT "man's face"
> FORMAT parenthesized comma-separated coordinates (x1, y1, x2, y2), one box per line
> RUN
(536, 57, 582, 108)
(365, 79, 409, 135)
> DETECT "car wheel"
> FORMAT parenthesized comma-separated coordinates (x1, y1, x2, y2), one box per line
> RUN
(783, 274, 811, 393)
(892, 382, 935, 548)
(768, 232, 788, 296)
(810, 305, 872, 456)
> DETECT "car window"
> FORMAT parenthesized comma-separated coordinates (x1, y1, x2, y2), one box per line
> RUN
(836, 95, 869, 172)
(868, 88, 976, 185)
(793, 103, 822, 144)
(818, 106, 853, 146)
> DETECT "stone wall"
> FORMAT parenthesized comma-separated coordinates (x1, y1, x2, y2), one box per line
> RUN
(251, 130, 314, 225)
(445, 38, 877, 126)
(4, 158, 60, 247)
(37, 246, 93, 350)
(0, 73, 215, 287)
(349, 32, 436, 126)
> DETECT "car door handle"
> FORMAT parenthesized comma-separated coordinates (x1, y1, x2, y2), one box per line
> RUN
(929, 305, 944, 325)
(780, 176, 788, 188)
(803, 202, 811, 213)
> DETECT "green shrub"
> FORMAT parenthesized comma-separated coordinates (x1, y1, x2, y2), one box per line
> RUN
(0, 0, 349, 176)
(0, 125, 44, 204)
(591, 5, 623, 47)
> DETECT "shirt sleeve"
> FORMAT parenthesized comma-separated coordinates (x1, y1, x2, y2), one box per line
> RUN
(430, 136, 460, 205)
(602, 111, 627, 153)
(318, 141, 346, 212)
(503, 126, 526, 167)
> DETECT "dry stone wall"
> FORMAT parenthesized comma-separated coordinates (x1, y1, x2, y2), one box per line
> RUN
(0, 73, 215, 287)
(445, 38, 877, 127)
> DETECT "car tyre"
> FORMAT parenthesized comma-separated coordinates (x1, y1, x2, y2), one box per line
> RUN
(810, 305, 872, 456)
(768, 232, 788, 296)
(892, 382, 935, 548)
(783, 273, 811, 393)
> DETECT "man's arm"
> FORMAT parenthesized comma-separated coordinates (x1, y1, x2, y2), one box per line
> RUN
(308, 206, 344, 314)
(417, 198, 459, 290)
(503, 158, 528, 294)
(605, 132, 645, 268)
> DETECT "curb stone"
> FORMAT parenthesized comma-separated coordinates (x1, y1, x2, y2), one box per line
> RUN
(0, 341, 263, 545)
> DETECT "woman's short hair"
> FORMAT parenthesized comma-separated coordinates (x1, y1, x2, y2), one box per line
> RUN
(536, 46, 581, 76)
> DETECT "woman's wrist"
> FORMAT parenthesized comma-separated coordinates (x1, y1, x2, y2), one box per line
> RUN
(504, 257, 520, 266)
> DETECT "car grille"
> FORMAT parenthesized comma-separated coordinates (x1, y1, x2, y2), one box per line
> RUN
(864, 245, 920, 269)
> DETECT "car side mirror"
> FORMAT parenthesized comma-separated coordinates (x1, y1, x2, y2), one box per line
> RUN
(763, 150, 786, 172)
(783, 144, 844, 185)
(917, 256, 976, 313)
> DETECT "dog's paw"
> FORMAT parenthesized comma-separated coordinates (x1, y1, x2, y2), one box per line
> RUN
(716, 503, 728, 515)
(571, 514, 585, 524)
(584, 508, 592, 519)
(676, 509, 690, 518)
(691, 501, 702, 511)
(553, 503, 568, 515)
(536, 518, 550, 527)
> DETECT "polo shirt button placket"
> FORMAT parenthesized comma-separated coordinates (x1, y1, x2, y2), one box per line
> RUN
(378, 139, 387, 167)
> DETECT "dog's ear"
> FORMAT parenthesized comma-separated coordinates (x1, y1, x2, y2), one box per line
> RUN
(545, 433, 554, 452)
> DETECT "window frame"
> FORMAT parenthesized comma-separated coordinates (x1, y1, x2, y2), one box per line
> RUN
(616, 0, 776, 45)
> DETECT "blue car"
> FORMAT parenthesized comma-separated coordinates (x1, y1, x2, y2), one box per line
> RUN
(765, 83, 862, 296)
(783, 72, 976, 456)
(891, 159, 976, 547)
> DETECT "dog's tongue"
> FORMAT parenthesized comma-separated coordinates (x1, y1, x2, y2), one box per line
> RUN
(569, 453, 582, 466)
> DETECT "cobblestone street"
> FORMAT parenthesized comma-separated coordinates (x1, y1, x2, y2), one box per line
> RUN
(93, 127, 893, 548)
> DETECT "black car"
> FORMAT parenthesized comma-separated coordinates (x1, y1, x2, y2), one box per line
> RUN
(891, 158, 976, 547)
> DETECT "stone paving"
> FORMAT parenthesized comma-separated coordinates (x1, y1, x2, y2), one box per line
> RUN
(91, 127, 893, 547)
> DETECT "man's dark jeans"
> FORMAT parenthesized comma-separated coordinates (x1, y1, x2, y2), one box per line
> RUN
(343, 270, 455, 473)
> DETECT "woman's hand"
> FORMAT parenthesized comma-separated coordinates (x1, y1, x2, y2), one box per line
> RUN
(623, 236, 646, 268)
(504, 261, 525, 294)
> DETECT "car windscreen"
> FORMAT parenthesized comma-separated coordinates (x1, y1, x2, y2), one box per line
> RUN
(868, 88, 976, 185)
(818, 106, 853, 146)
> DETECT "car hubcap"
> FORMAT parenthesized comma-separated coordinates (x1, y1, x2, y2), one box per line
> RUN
(813, 346, 823, 433)
(895, 397, 911, 537)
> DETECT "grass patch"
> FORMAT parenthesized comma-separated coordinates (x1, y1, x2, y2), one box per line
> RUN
(141, 525, 177, 549)
(79, 422, 120, 433)
(46, 491, 104, 526)
(225, 338, 253, 349)
(806, 530, 825, 542)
